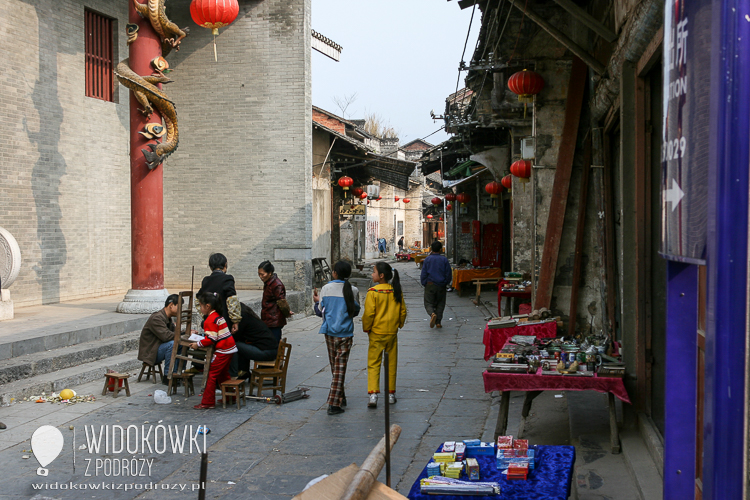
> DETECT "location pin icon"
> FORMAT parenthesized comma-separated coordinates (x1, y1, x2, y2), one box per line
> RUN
(31, 425, 64, 476)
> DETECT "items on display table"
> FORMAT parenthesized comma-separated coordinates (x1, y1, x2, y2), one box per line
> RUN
(487, 335, 624, 377)
(409, 440, 575, 499)
(483, 317, 558, 361)
(451, 267, 502, 293)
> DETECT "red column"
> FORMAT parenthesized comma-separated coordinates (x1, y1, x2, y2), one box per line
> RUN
(128, 3, 164, 290)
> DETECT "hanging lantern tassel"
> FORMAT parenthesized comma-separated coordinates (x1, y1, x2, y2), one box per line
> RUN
(213, 28, 218, 62)
(190, 0, 240, 63)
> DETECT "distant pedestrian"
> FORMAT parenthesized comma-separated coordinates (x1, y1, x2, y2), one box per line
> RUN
(398, 236, 404, 253)
(313, 261, 361, 415)
(191, 291, 238, 409)
(420, 241, 452, 329)
(362, 262, 407, 408)
(378, 238, 387, 258)
(258, 261, 290, 342)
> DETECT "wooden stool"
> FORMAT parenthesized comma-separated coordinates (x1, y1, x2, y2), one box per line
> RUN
(102, 373, 131, 398)
(169, 373, 195, 397)
(220, 379, 246, 409)
(137, 362, 163, 384)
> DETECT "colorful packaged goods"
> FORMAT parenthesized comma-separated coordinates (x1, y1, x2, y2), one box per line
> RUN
(496, 435, 514, 449)
(433, 452, 456, 463)
(507, 461, 529, 480)
(454, 442, 466, 461)
(444, 462, 464, 478)
(513, 439, 529, 450)
(466, 458, 480, 481)
(496, 447, 536, 470)
(465, 441, 495, 457)
(426, 461, 443, 477)
(443, 441, 456, 452)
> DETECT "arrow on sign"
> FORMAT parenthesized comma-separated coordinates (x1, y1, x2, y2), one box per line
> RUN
(665, 178, 685, 212)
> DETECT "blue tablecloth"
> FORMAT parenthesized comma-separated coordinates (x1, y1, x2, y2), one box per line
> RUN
(407, 445, 575, 500)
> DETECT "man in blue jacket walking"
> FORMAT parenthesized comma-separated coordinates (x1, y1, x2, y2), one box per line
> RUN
(420, 241, 453, 328)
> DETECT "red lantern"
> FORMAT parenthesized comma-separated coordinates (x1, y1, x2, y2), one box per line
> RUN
(431, 197, 442, 206)
(338, 176, 353, 191)
(394, 196, 399, 202)
(445, 193, 456, 203)
(352, 187, 364, 197)
(485, 181, 502, 198)
(190, 0, 240, 61)
(440, 216, 444, 221)
(427, 214, 433, 219)
(403, 198, 410, 204)
(360, 192, 368, 200)
(510, 159, 532, 184)
(446, 203, 453, 211)
(456, 193, 471, 206)
(507, 70, 545, 103)
(501, 175, 513, 190)
(377, 196, 382, 201)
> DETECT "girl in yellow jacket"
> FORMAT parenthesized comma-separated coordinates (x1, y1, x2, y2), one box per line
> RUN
(362, 261, 407, 408)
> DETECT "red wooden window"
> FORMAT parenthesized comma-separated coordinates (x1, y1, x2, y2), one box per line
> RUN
(85, 9, 114, 102)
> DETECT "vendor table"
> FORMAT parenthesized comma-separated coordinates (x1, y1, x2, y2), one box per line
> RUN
(497, 281, 532, 316)
(452, 268, 501, 294)
(414, 254, 427, 268)
(396, 253, 414, 262)
(407, 444, 575, 500)
(483, 369, 630, 454)
(483, 322, 558, 361)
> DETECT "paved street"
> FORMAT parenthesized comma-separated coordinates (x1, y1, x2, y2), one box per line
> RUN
(1, 261, 505, 500)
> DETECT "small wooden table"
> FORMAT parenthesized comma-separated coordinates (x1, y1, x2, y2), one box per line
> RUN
(451, 267, 502, 296)
(102, 373, 131, 398)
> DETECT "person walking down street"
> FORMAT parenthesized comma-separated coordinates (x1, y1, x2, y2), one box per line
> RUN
(398, 236, 405, 253)
(198, 253, 242, 333)
(258, 261, 290, 342)
(378, 238, 387, 258)
(138, 294, 182, 385)
(362, 262, 406, 408)
(190, 291, 238, 410)
(229, 303, 280, 379)
(420, 241, 452, 329)
(313, 261, 360, 416)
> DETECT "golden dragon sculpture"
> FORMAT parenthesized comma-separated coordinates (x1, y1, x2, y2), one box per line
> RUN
(133, 0, 189, 56)
(115, 59, 178, 170)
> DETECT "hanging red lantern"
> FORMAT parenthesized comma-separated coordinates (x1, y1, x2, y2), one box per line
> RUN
(446, 203, 453, 211)
(510, 159, 532, 184)
(507, 69, 545, 103)
(426, 214, 434, 219)
(445, 193, 456, 203)
(456, 193, 471, 206)
(439, 216, 444, 221)
(431, 197, 442, 206)
(485, 181, 502, 198)
(508, 69, 544, 118)
(403, 198, 410, 204)
(190, 0, 240, 61)
(338, 176, 353, 191)
(394, 196, 400, 202)
(352, 187, 364, 197)
(360, 192, 368, 200)
(501, 175, 513, 190)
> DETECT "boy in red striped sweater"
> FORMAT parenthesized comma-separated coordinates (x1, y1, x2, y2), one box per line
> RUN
(191, 291, 238, 409)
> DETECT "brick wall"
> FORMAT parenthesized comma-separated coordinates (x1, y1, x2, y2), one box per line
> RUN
(312, 109, 345, 135)
(0, 0, 132, 307)
(163, 0, 312, 297)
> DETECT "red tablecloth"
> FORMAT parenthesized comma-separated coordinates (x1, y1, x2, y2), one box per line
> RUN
(483, 369, 631, 404)
(483, 321, 558, 361)
(497, 280, 532, 316)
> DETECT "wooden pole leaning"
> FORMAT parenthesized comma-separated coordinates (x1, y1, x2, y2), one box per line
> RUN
(383, 350, 391, 488)
(340, 424, 402, 500)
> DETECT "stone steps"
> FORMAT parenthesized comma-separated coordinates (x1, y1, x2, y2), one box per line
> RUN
(0, 351, 144, 404)
(0, 331, 141, 386)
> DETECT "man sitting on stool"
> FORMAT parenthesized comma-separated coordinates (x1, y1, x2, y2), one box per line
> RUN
(230, 303, 280, 379)
(420, 241, 453, 329)
(138, 294, 181, 385)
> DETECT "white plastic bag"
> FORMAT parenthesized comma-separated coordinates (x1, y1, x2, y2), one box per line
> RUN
(153, 390, 172, 404)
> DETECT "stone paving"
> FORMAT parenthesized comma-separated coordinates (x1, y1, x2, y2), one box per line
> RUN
(0, 261, 502, 500)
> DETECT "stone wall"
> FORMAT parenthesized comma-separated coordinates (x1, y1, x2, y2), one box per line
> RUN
(163, 0, 312, 305)
(0, 0, 132, 307)
(405, 183, 424, 248)
(312, 128, 332, 263)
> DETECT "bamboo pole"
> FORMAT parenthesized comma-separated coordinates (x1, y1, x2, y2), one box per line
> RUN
(340, 424, 402, 500)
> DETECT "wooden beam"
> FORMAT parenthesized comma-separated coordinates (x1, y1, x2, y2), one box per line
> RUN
(341, 425, 402, 500)
(508, 0, 606, 75)
(550, 0, 618, 43)
(602, 132, 617, 339)
(568, 132, 592, 335)
(637, 26, 663, 77)
(535, 57, 588, 310)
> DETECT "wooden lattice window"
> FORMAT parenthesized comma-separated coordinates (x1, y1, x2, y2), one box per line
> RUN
(85, 9, 114, 102)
